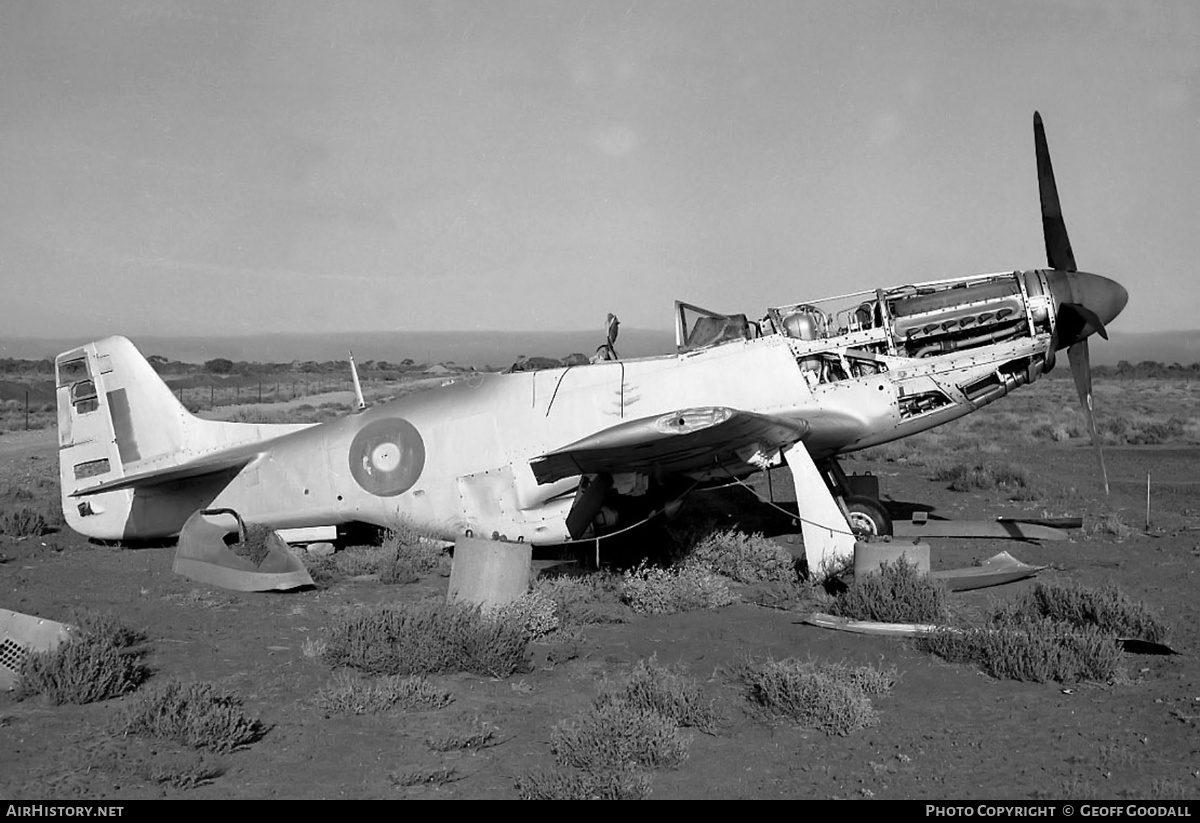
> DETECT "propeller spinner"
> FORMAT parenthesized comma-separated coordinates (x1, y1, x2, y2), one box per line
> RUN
(1035, 112, 1128, 495)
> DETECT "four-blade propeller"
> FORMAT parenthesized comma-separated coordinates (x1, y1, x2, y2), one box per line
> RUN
(1034, 112, 1128, 495)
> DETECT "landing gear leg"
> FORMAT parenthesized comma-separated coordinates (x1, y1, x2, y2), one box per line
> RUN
(783, 446, 857, 577)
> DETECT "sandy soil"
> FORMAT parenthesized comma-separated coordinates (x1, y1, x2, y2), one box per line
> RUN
(1, 431, 1198, 800)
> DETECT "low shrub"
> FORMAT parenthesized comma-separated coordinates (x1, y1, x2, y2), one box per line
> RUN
(1086, 513, 1133, 540)
(596, 656, 720, 734)
(382, 523, 449, 575)
(534, 572, 630, 625)
(1127, 418, 1185, 445)
(830, 557, 948, 623)
(619, 562, 736, 615)
(932, 461, 1039, 499)
(683, 529, 798, 584)
(314, 672, 453, 715)
(924, 621, 1125, 684)
(16, 613, 149, 705)
(551, 699, 690, 771)
(490, 590, 560, 640)
(736, 657, 896, 736)
(323, 600, 530, 678)
(996, 581, 1168, 643)
(119, 680, 268, 752)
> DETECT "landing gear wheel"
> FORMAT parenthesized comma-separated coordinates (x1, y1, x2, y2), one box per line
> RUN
(845, 496, 893, 537)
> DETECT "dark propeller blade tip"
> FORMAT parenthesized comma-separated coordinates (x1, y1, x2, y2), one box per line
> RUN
(1034, 112, 1077, 272)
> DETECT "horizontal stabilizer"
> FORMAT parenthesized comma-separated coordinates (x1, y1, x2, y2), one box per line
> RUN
(71, 446, 261, 497)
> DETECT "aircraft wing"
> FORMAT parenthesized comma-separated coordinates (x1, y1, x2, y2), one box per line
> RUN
(530, 406, 808, 484)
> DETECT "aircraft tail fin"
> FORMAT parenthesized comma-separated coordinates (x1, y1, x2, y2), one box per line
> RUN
(55, 336, 194, 538)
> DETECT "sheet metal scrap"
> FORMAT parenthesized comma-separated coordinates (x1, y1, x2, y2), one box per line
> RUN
(930, 551, 1048, 591)
(173, 508, 314, 592)
(894, 514, 1071, 541)
(799, 612, 946, 638)
(0, 609, 73, 690)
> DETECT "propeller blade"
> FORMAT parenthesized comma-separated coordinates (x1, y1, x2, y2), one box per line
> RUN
(1068, 339, 1110, 495)
(1035, 112, 1077, 273)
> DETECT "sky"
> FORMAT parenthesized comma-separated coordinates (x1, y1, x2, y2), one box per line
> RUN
(0, 0, 1197, 339)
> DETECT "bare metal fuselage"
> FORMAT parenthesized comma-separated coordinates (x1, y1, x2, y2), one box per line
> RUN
(59, 269, 1056, 544)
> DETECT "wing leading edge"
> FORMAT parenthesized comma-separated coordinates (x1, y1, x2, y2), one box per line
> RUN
(529, 406, 808, 484)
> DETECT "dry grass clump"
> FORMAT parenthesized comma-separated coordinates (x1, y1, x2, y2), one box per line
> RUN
(426, 719, 501, 752)
(995, 580, 1168, 644)
(314, 671, 453, 715)
(133, 752, 226, 790)
(682, 529, 798, 584)
(80, 736, 227, 791)
(16, 612, 150, 705)
(932, 460, 1039, 499)
(323, 600, 530, 678)
(119, 680, 268, 752)
(829, 558, 948, 623)
(515, 765, 652, 800)
(736, 657, 896, 736)
(619, 561, 736, 615)
(390, 765, 461, 788)
(0, 506, 50, 538)
(533, 571, 630, 625)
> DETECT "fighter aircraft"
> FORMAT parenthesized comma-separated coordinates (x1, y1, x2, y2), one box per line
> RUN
(53, 113, 1127, 576)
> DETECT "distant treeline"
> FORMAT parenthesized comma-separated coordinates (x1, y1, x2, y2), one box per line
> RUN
(1076, 361, 1200, 380)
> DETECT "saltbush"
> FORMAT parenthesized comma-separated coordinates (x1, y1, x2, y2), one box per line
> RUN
(619, 562, 736, 615)
(736, 657, 896, 736)
(996, 580, 1168, 643)
(323, 600, 530, 678)
(17, 613, 149, 705)
(120, 680, 267, 752)
(551, 699, 690, 771)
(596, 656, 720, 734)
(830, 557, 948, 623)
(683, 529, 798, 584)
(515, 766, 652, 800)
(925, 621, 1125, 684)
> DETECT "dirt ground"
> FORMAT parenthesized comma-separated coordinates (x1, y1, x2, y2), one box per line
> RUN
(1, 421, 1199, 800)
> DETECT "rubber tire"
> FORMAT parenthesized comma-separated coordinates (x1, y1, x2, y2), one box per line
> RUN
(845, 495, 893, 537)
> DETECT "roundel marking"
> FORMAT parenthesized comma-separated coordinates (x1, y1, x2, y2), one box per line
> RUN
(348, 417, 425, 497)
